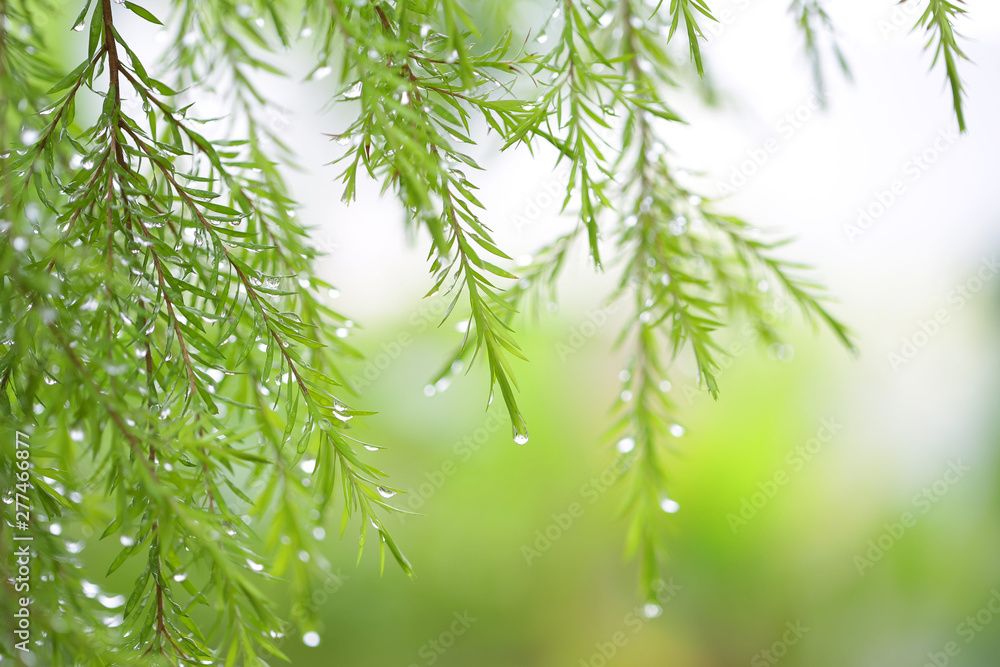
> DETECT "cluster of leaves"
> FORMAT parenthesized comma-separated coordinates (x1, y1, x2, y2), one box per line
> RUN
(0, 0, 971, 663)
(1, 0, 405, 664)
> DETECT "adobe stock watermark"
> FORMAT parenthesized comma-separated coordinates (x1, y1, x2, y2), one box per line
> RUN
(555, 302, 620, 362)
(888, 255, 999, 372)
(10, 430, 34, 653)
(751, 620, 810, 667)
(875, 0, 926, 40)
(397, 412, 506, 524)
(347, 295, 451, 393)
(521, 456, 630, 566)
(716, 91, 831, 198)
(922, 589, 1000, 667)
(407, 611, 477, 667)
(511, 166, 570, 234)
(853, 460, 969, 575)
(843, 127, 960, 244)
(726, 418, 842, 533)
(577, 578, 683, 667)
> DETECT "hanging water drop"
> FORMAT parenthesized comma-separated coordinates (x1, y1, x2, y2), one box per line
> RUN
(642, 603, 662, 618)
(660, 497, 680, 513)
(616, 437, 635, 454)
(376, 486, 396, 499)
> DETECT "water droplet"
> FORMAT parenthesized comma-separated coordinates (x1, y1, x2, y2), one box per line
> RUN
(328, 288, 340, 299)
(642, 603, 662, 618)
(376, 486, 396, 499)
(312, 527, 326, 540)
(660, 498, 680, 513)
(618, 370, 630, 382)
(343, 81, 362, 99)
(69, 429, 84, 442)
(423, 384, 436, 397)
(245, 559, 264, 572)
(119, 535, 135, 547)
(303, 631, 321, 647)
(73, 22, 85, 31)
(513, 429, 529, 446)
(12, 237, 27, 252)
(335, 327, 348, 338)
(659, 380, 672, 392)
(98, 594, 125, 609)
(620, 390, 633, 402)
(82, 581, 99, 598)
(616, 437, 635, 454)
(50, 523, 62, 535)
(767, 342, 795, 362)
(172, 573, 187, 582)
(669, 424, 685, 438)
(300, 459, 317, 474)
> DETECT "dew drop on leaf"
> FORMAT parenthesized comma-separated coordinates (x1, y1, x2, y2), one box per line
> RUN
(642, 603, 662, 618)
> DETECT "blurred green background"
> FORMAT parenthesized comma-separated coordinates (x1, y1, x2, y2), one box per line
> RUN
(266, 314, 1000, 667)
(32, 0, 1000, 663)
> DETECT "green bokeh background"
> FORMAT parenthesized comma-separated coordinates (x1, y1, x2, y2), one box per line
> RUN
(266, 315, 1000, 667)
